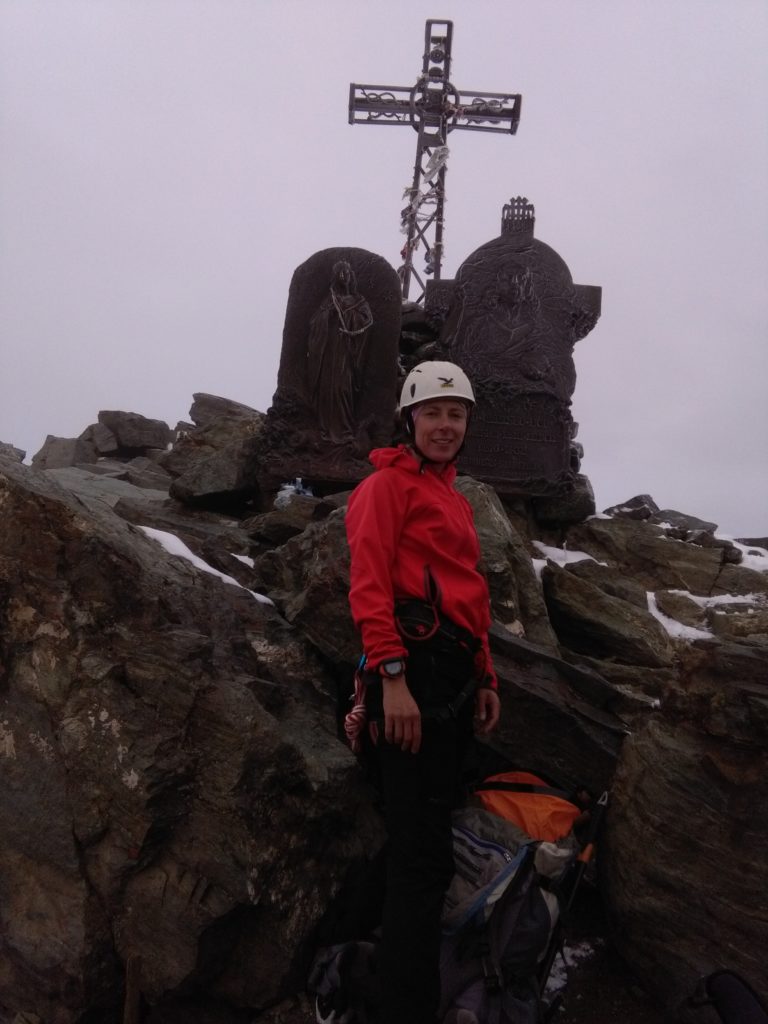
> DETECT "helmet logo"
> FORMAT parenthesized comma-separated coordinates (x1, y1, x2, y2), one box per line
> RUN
(438, 377, 454, 388)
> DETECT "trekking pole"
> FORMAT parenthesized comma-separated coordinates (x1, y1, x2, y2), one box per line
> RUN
(566, 790, 608, 913)
(537, 790, 609, 1006)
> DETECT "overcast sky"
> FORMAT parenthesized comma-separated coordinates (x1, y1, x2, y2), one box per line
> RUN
(1, 0, 766, 536)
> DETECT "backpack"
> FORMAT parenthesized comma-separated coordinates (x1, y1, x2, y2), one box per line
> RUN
(308, 772, 605, 1024)
(437, 805, 579, 1024)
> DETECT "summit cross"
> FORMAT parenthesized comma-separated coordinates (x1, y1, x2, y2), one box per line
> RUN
(349, 19, 522, 303)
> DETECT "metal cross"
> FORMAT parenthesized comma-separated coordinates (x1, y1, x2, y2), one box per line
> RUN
(349, 19, 521, 303)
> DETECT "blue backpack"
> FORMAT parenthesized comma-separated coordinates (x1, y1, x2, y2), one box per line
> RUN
(309, 793, 594, 1024)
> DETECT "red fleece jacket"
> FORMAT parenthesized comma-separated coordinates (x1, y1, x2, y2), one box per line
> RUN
(345, 446, 498, 688)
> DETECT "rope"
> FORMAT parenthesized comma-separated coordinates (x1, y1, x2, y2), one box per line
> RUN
(344, 670, 369, 754)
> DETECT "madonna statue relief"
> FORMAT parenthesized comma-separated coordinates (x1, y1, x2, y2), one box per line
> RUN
(306, 260, 373, 442)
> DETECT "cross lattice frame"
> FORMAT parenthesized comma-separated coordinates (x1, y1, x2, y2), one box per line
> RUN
(349, 19, 522, 302)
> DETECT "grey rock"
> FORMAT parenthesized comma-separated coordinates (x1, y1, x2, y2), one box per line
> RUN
(79, 421, 119, 454)
(112, 499, 252, 557)
(564, 516, 726, 593)
(670, 640, 768, 744)
(160, 398, 264, 480)
(97, 410, 173, 452)
(707, 601, 768, 640)
(0, 441, 26, 462)
(455, 476, 559, 650)
(559, 651, 676, 700)
(737, 536, 768, 551)
(654, 589, 709, 628)
(169, 437, 261, 509)
(604, 716, 767, 1012)
(74, 459, 130, 479)
(712, 562, 768, 598)
(242, 494, 338, 546)
(252, 509, 359, 667)
(74, 456, 172, 491)
(121, 455, 172, 490)
(564, 557, 649, 610)
(541, 562, 675, 666)
(189, 392, 263, 428)
(684, 531, 742, 561)
(531, 474, 597, 526)
(488, 624, 620, 710)
(603, 494, 659, 520)
(31, 435, 98, 469)
(489, 640, 627, 796)
(0, 456, 381, 1023)
(43, 466, 169, 510)
(648, 508, 719, 537)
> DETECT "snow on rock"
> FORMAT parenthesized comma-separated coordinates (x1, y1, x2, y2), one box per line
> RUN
(232, 553, 255, 568)
(718, 536, 768, 573)
(668, 589, 765, 609)
(139, 526, 273, 604)
(647, 592, 713, 640)
(531, 541, 606, 582)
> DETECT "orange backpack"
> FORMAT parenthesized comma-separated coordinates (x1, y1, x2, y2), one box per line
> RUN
(473, 770, 581, 842)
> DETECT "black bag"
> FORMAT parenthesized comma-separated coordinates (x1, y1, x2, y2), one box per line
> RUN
(689, 970, 768, 1023)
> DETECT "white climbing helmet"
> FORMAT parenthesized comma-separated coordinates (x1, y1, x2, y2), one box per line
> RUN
(398, 361, 475, 411)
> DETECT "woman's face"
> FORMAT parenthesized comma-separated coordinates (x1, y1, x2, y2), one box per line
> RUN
(412, 399, 469, 464)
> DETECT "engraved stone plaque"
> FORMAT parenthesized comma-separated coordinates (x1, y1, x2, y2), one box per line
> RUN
(460, 393, 571, 491)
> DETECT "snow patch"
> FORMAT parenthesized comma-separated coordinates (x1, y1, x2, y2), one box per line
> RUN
(531, 558, 548, 582)
(532, 541, 605, 569)
(232, 553, 255, 568)
(544, 939, 601, 996)
(715, 535, 768, 573)
(647, 593, 713, 640)
(667, 589, 764, 609)
(138, 526, 273, 604)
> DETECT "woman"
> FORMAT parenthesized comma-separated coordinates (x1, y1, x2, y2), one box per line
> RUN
(345, 360, 501, 1024)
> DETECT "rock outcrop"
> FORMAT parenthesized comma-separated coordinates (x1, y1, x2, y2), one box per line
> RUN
(0, 395, 766, 1022)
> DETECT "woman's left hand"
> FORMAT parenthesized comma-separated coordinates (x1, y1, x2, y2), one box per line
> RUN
(474, 687, 501, 734)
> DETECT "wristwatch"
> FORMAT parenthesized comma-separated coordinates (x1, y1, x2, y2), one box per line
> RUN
(378, 659, 407, 678)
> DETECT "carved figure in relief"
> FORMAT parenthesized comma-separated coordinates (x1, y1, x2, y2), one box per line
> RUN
(306, 261, 373, 442)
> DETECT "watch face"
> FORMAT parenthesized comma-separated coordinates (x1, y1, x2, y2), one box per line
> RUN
(381, 660, 405, 678)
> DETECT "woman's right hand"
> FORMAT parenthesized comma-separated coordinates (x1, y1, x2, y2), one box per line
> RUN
(382, 676, 422, 754)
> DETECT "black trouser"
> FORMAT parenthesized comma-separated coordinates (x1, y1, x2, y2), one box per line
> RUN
(375, 700, 474, 1024)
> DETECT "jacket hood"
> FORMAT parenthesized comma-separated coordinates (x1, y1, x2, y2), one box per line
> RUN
(368, 445, 458, 483)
